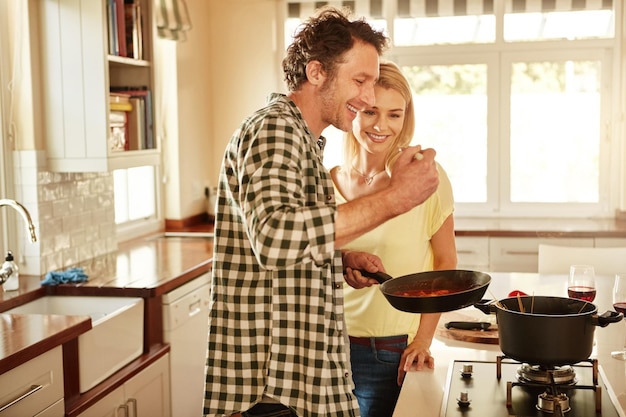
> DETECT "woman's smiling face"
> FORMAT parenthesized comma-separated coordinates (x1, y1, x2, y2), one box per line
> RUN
(353, 85, 407, 154)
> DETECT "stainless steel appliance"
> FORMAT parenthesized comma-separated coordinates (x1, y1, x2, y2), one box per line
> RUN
(440, 356, 620, 417)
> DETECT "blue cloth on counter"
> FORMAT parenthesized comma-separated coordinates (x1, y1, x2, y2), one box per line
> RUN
(41, 267, 88, 286)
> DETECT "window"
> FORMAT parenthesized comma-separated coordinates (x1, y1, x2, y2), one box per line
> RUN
(113, 166, 162, 240)
(284, 0, 622, 218)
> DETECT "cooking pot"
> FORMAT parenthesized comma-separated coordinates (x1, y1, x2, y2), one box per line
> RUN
(475, 296, 623, 366)
(359, 269, 491, 314)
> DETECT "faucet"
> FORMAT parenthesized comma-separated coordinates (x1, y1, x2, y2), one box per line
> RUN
(0, 199, 38, 285)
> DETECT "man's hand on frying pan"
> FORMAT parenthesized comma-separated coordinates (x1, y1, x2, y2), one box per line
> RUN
(342, 251, 384, 289)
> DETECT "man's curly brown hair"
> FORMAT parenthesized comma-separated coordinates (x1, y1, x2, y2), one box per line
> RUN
(282, 7, 389, 91)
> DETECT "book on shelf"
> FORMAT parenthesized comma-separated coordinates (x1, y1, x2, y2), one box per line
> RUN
(110, 87, 154, 150)
(109, 110, 128, 152)
(124, 0, 143, 60)
(106, 0, 118, 55)
(107, 0, 146, 58)
(114, 0, 127, 57)
(109, 92, 132, 112)
(126, 97, 145, 151)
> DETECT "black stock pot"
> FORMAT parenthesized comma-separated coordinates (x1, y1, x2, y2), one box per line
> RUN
(475, 296, 623, 366)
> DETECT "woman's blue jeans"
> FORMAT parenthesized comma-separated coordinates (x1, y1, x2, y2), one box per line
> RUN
(349, 335, 407, 417)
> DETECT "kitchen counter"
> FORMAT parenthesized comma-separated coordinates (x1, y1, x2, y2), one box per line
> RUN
(0, 233, 214, 414)
(455, 217, 626, 237)
(0, 312, 91, 375)
(0, 234, 213, 362)
(393, 272, 626, 417)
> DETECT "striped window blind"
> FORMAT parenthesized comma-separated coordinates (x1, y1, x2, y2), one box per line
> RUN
(155, 0, 192, 41)
(396, 0, 612, 18)
(506, 0, 613, 13)
(287, 0, 384, 19)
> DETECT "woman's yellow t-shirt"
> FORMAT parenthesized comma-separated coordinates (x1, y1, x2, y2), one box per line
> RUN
(335, 164, 454, 341)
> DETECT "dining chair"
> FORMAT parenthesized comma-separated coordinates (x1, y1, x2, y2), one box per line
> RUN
(537, 244, 626, 275)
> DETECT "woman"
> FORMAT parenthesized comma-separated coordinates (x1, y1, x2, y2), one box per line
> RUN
(331, 61, 457, 417)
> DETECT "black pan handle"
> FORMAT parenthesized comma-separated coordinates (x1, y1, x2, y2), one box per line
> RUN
(445, 321, 492, 330)
(474, 299, 497, 315)
(595, 311, 623, 327)
(356, 269, 394, 284)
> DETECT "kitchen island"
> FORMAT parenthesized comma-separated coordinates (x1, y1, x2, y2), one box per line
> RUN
(393, 272, 626, 417)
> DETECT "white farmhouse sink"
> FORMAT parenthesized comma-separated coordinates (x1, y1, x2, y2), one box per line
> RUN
(6, 296, 144, 393)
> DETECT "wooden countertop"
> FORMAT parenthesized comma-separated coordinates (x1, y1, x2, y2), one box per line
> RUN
(455, 217, 626, 238)
(0, 313, 91, 375)
(0, 233, 214, 374)
(51, 234, 214, 297)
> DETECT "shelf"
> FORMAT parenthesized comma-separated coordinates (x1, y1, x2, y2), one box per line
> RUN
(39, 0, 158, 173)
(107, 149, 160, 171)
(108, 54, 151, 68)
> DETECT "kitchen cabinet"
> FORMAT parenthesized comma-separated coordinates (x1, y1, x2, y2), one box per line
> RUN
(455, 237, 489, 271)
(456, 236, 626, 272)
(38, 0, 159, 172)
(76, 353, 170, 417)
(489, 237, 594, 272)
(0, 346, 64, 417)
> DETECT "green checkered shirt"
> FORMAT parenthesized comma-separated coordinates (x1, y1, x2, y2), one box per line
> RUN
(204, 94, 359, 417)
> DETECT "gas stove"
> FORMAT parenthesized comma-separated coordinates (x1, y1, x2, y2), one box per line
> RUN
(440, 356, 620, 417)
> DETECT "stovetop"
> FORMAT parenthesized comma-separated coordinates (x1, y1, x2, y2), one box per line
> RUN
(440, 358, 619, 417)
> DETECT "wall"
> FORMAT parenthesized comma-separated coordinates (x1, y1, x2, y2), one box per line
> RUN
(205, 0, 282, 187)
(13, 151, 117, 275)
(160, 0, 281, 220)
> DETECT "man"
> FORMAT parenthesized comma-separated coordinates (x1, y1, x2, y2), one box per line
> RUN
(204, 7, 439, 417)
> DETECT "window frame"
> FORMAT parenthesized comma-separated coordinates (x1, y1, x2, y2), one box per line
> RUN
(281, 0, 622, 219)
(390, 36, 617, 218)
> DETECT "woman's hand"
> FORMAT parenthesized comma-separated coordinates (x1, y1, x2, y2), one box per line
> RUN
(342, 251, 384, 289)
(397, 337, 435, 385)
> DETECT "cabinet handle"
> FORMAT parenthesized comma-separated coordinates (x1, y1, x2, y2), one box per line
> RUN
(457, 250, 477, 255)
(0, 384, 43, 412)
(188, 299, 202, 317)
(127, 398, 138, 417)
(117, 403, 129, 417)
(504, 250, 538, 256)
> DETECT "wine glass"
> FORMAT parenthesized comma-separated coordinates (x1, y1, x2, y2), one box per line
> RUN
(567, 264, 596, 302)
(611, 273, 626, 360)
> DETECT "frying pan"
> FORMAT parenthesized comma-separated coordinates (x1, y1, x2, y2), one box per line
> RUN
(359, 269, 491, 313)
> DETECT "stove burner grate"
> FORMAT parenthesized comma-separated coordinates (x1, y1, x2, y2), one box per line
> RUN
(517, 363, 577, 385)
(498, 355, 601, 415)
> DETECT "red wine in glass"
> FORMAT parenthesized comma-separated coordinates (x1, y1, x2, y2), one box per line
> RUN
(614, 302, 626, 315)
(567, 286, 597, 302)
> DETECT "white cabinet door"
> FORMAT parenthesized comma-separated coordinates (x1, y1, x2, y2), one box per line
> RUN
(456, 236, 489, 271)
(595, 237, 626, 247)
(0, 346, 64, 417)
(76, 386, 124, 417)
(124, 354, 170, 417)
(78, 354, 170, 417)
(33, 398, 64, 417)
(489, 237, 594, 272)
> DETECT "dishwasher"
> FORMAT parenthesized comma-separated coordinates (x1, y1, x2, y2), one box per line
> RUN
(162, 272, 211, 417)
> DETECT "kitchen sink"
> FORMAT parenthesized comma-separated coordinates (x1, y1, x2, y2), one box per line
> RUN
(5, 295, 144, 393)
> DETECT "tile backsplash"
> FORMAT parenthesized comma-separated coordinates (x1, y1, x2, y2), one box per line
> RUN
(12, 151, 117, 276)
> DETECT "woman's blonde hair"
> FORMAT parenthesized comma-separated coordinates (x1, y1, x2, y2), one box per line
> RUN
(344, 60, 415, 175)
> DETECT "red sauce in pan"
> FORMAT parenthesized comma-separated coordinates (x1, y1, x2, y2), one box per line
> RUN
(392, 288, 453, 297)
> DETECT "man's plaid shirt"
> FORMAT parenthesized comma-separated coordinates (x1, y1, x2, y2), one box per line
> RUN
(203, 94, 359, 417)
